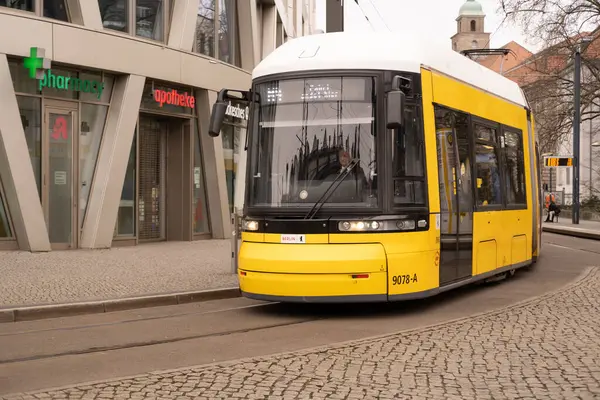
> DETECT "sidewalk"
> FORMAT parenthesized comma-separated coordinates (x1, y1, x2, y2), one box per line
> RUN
(542, 218, 600, 240)
(0, 240, 238, 320)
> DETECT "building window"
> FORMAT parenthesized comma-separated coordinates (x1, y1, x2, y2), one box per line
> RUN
(1, 0, 71, 21)
(43, 0, 69, 21)
(116, 133, 137, 237)
(193, 123, 210, 233)
(503, 130, 527, 205)
(0, 0, 34, 12)
(16, 96, 42, 198)
(0, 180, 13, 239)
(136, 0, 165, 41)
(79, 104, 109, 228)
(470, 20, 476, 31)
(193, 0, 240, 67)
(471, 40, 478, 49)
(99, 0, 128, 32)
(98, 0, 169, 42)
(474, 124, 502, 206)
(195, 0, 215, 58)
(218, 0, 240, 66)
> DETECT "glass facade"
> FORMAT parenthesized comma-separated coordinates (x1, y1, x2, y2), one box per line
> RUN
(115, 81, 210, 240)
(9, 59, 115, 244)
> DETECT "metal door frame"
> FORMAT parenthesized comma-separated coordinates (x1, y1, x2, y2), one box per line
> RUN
(43, 99, 79, 250)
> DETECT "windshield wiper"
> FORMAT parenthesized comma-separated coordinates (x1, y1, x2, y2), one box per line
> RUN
(304, 159, 359, 220)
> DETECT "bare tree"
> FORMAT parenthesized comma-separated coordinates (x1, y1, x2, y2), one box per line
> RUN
(498, 0, 600, 152)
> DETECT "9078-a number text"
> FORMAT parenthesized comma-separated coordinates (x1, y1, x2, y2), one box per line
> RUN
(392, 274, 418, 285)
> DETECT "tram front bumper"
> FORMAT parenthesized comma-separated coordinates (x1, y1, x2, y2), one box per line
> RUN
(237, 241, 388, 302)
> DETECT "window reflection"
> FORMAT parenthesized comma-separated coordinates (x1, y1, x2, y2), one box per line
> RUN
(136, 0, 164, 41)
(16, 96, 42, 199)
(80, 104, 109, 229)
(43, 0, 69, 21)
(218, 0, 239, 66)
(99, 0, 128, 32)
(193, 122, 210, 234)
(0, 0, 34, 12)
(195, 0, 215, 57)
(116, 133, 137, 237)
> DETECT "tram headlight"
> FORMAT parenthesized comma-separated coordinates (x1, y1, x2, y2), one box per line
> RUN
(243, 220, 259, 231)
(396, 220, 416, 230)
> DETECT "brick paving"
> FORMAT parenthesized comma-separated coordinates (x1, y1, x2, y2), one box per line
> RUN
(3, 267, 599, 400)
(0, 240, 237, 308)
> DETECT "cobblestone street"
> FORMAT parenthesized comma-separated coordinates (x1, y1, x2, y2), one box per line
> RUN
(4, 266, 599, 400)
(0, 240, 235, 308)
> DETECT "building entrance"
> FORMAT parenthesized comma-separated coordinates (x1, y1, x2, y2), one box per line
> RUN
(43, 99, 79, 249)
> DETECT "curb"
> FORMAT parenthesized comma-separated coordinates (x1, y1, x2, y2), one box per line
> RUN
(542, 225, 600, 240)
(4, 266, 597, 400)
(0, 287, 241, 323)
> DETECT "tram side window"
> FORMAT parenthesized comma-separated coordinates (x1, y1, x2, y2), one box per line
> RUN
(392, 105, 426, 206)
(503, 130, 527, 205)
(474, 124, 502, 206)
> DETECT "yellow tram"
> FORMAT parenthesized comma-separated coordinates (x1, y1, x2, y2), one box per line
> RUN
(207, 32, 543, 303)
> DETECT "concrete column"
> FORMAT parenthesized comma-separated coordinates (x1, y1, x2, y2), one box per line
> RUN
(237, 0, 261, 71)
(80, 75, 145, 249)
(67, 0, 103, 29)
(0, 55, 50, 252)
(261, 5, 277, 59)
(167, 0, 198, 51)
(196, 89, 231, 239)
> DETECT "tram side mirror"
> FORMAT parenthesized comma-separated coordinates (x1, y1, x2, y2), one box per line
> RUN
(208, 101, 227, 137)
(386, 90, 405, 129)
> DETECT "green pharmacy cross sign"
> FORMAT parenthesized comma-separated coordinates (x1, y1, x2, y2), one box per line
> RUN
(23, 47, 105, 100)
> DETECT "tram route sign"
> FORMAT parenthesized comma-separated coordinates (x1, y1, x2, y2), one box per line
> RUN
(544, 156, 574, 167)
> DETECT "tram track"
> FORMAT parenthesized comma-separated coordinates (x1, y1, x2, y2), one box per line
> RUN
(0, 234, 597, 396)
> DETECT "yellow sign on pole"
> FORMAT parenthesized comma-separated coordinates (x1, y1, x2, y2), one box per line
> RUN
(544, 157, 573, 167)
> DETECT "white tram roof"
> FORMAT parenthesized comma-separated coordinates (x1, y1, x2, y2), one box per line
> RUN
(252, 31, 529, 108)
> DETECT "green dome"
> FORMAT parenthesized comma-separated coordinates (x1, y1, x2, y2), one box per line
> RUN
(459, 0, 485, 16)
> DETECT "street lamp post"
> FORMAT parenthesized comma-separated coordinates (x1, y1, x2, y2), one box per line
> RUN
(573, 44, 582, 224)
(572, 37, 594, 224)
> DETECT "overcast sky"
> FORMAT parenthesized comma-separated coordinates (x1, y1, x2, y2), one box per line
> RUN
(314, 0, 543, 53)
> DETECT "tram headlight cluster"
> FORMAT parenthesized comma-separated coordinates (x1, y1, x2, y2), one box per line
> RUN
(337, 218, 426, 232)
(243, 219, 259, 231)
(338, 220, 381, 232)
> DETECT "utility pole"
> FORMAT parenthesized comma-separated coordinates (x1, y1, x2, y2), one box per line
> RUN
(572, 44, 582, 224)
(326, 0, 344, 32)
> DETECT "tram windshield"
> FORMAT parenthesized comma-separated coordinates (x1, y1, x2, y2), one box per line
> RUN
(248, 76, 378, 209)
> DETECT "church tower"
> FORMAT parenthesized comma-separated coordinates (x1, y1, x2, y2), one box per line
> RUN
(451, 0, 491, 54)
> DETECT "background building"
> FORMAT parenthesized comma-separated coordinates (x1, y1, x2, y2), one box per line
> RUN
(451, 0, 490, 54)
(0, 0, 317, 252)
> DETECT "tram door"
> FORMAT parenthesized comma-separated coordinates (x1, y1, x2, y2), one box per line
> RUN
(435, 108, 474, 286)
